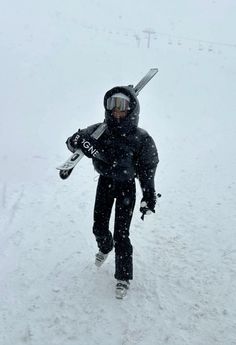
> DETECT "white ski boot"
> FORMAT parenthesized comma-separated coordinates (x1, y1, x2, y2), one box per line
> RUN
(95, 250, 108, 267)
(115, 280, 130, 299)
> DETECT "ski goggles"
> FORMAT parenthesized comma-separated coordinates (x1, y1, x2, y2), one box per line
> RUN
(106, 93, 130, 112)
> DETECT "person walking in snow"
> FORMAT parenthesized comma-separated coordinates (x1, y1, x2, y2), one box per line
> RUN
(66, 85, 159, 298)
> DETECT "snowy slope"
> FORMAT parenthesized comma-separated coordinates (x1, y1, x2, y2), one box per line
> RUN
(1, 1, 236, 344)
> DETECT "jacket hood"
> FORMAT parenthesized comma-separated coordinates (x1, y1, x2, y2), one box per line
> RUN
(104, 85, 140, 135)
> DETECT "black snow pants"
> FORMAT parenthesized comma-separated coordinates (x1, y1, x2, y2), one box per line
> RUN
(93, 175, 136, 281)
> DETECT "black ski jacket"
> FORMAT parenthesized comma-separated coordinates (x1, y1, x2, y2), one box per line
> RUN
(67, 85, 159, 197)
(68, 123, 159, 196)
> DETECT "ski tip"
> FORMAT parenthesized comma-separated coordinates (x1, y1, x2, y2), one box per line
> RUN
(134, 68, 159, 95)
(56, 165, 73, 171)
(59, 169, 73, 179)
(56, 166, 68, 170)
(56, 166, 70, 171)
(150, 68, 158, 74)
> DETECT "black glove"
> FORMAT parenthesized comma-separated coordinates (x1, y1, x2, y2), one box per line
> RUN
(140, 191, 156, 220)
(66, 132, 81, 152)
(140, 192, 161, 220)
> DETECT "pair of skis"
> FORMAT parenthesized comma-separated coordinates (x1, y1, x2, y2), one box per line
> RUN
(57, 68, 158, 179)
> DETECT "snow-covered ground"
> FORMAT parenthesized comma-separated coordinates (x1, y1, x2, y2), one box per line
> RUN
(1, 1, 236, 344)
